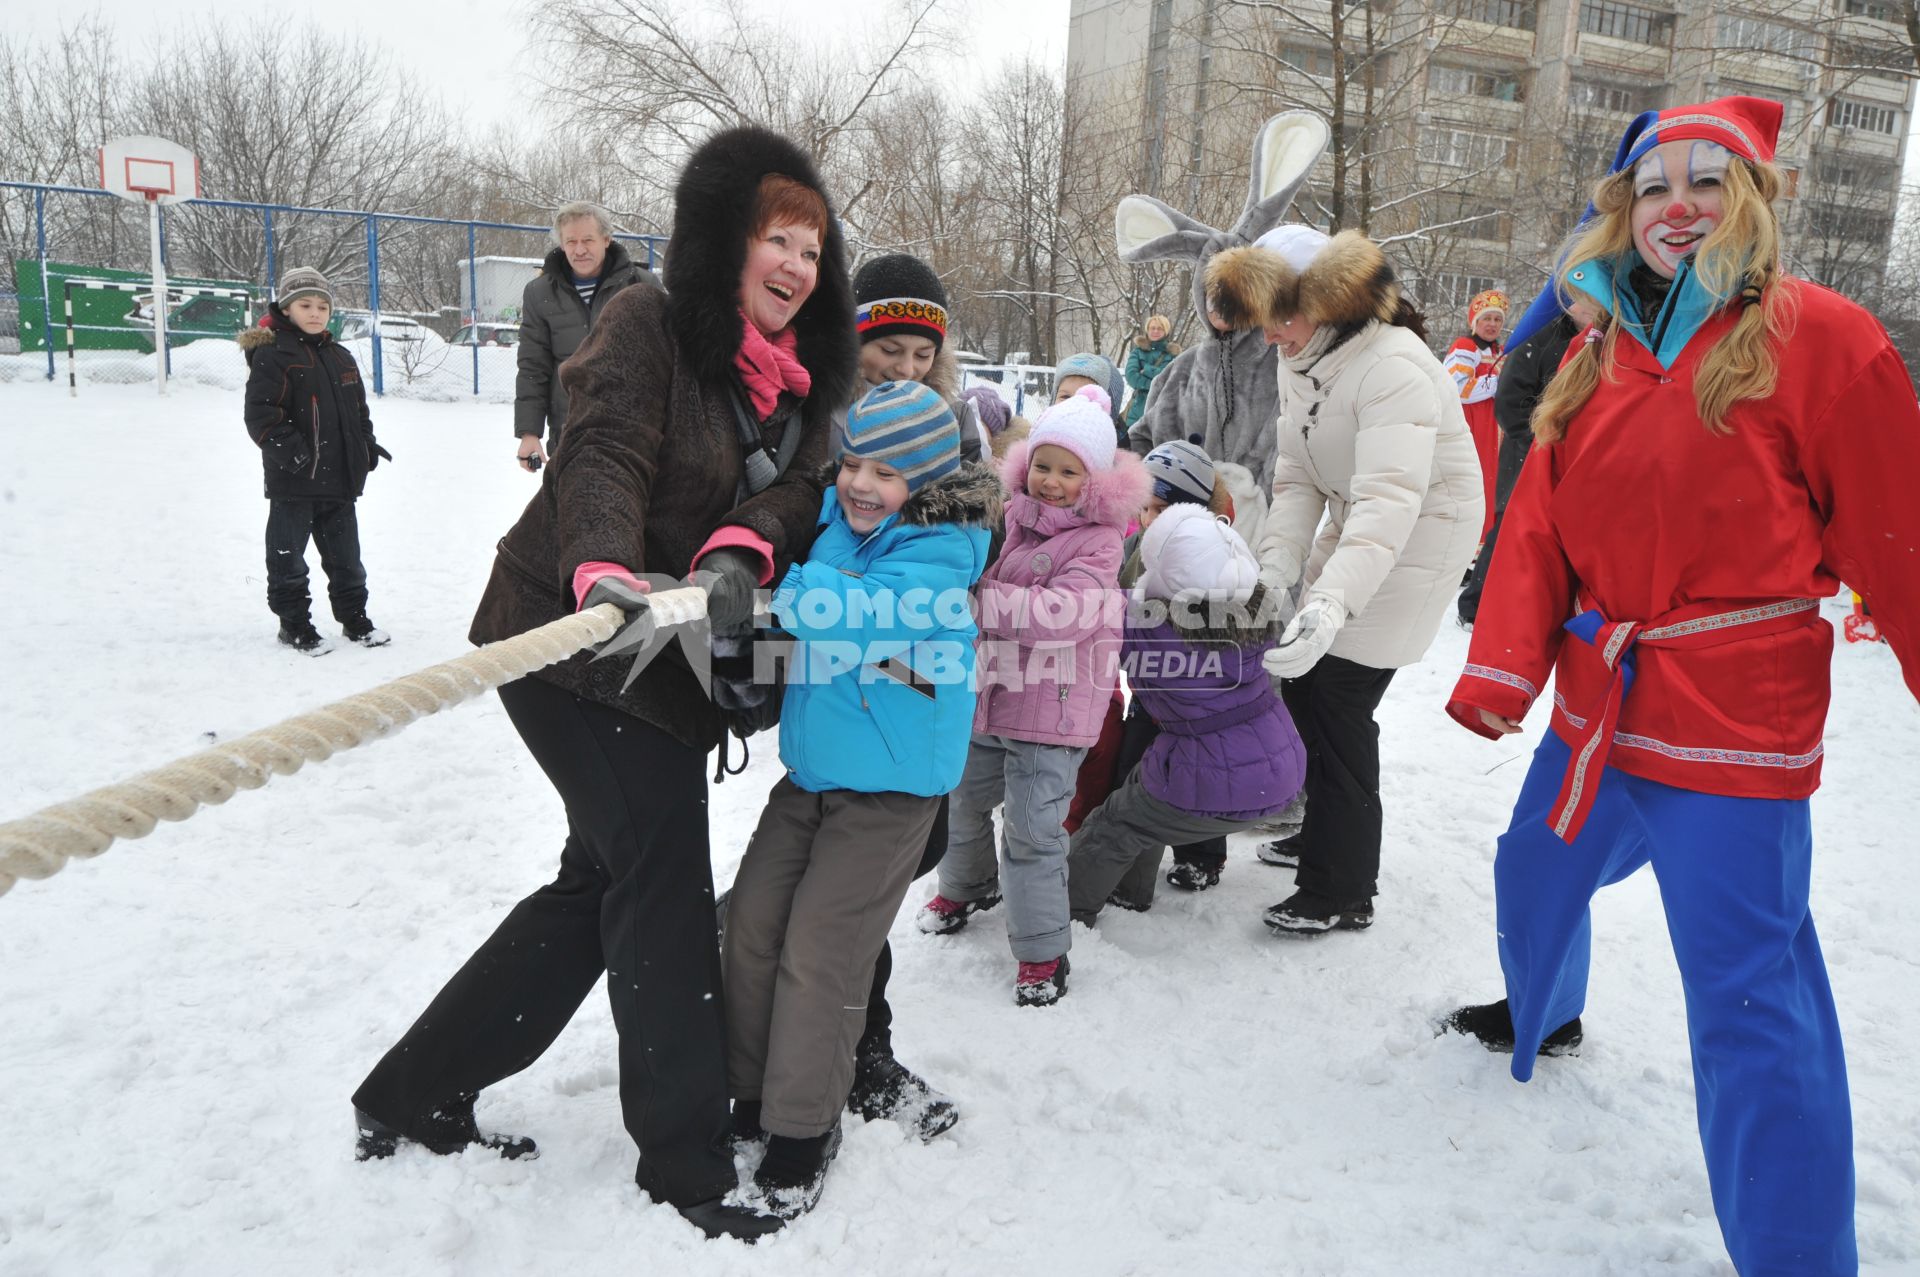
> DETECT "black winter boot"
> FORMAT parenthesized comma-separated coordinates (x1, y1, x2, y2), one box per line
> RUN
(342, 614, 390, 647)
(847, 1044, 959, 1141)
(753, 1124, 843, 1221)
(1262, 888, 1373, 935)
(1256, 833, 1305, 869)
(278, 617, 335, 655)
(1443, 998, 1583, 1057)
(1014, 955, 1070, 1007)
(1165, 860, 1221, 892)
(353, 1096, 536, 1161)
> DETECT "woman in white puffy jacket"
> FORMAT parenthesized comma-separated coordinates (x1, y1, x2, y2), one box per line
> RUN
(1205, 225, 1483, 936)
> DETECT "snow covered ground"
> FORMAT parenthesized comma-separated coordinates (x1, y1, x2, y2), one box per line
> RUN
(1, 379, 1915, 1276)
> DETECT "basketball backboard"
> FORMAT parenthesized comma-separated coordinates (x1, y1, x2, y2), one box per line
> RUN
(99, 136, 200, 205)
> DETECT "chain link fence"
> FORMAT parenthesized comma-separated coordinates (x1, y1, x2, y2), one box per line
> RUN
(1, 181, 662, 405)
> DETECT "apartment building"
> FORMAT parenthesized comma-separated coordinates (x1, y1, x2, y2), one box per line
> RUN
(1067, 0, 1915, 336)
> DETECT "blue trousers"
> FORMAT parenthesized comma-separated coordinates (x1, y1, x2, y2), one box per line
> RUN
(1494, 731, 1857, 1276)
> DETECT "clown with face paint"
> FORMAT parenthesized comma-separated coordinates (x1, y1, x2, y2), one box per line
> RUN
(1443, 95, 1920, 1276)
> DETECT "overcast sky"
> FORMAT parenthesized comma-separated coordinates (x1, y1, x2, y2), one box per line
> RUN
(12, 0, 1071, 134)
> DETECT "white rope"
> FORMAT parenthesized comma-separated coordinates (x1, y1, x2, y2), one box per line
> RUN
(0, 587, 710, 899)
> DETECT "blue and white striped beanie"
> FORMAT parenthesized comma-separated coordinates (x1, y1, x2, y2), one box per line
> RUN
(838, 380, 961, 494)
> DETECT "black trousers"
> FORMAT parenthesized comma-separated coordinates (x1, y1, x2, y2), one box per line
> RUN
(265, 498, 368, 624)
(1118, 706, 1227, 870)
(858, 795, 948, 1057)
(1281, 654, 1397, 904)
(1456, 508, 1505, 625)
(352, 677, 736, 1207)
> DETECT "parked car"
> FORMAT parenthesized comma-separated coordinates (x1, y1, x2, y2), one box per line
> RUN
(125, 291, 255, 348)
(334, 312, 433, 345)
(452, 321, 519, 347)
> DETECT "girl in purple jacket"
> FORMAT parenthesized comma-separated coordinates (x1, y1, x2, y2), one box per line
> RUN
(918, 387, 1150, 1005)
(1065, 505, 1307, 927)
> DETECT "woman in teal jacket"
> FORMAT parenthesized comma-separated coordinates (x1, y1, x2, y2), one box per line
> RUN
(1123, 314, 1177, 427)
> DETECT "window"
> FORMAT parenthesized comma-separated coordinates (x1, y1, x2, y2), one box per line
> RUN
(1418, 272, 1502, 313)
(1826, 97, 1901, 134)
(1578, 0, 1675, 45)
(1428, 63, 1528, 101)
(1830, 39, 1911, 84)
(1425, 192, 1510, 238)
(1420, 125, 1513, 168)
(1715, 14, 1813, 58)
(1278, 43, 1338, 79)
(1569, 77, 1658, 114)
(1803, 201, 1894, 242)
(1813, 154, 1900, 190)
(1439, 0, 1538, 29)
(1844, 0, 1899, 21)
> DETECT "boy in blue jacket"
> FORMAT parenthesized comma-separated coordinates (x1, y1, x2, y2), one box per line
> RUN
(722, 380, 1000, 1225)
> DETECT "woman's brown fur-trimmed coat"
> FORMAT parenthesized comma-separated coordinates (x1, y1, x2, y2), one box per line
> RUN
(469, 127, 858, 750)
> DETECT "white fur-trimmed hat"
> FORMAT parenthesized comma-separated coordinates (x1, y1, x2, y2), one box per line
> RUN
(1028, 386, 1118, 473)
(1136, 504, 1260, 606)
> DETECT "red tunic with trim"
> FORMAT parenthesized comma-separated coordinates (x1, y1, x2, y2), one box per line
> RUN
(1444, 336, 1502, 539)
(1447, 279, 1920, 799)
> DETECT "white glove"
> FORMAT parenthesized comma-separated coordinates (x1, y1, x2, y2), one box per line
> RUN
(1263, 594, 1346, 680)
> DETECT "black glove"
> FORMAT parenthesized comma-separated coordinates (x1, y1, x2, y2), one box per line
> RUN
(368, 442, 393, 471)
(710, 630, 782, 738)
(694, 548, 763, 636)
(583, 573, 657, 673)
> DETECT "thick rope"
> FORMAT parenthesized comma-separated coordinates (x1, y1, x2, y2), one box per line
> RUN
(0, 587, 710, 899)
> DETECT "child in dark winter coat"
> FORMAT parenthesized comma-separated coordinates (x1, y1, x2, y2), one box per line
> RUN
(238, 266, 391, 655)
(1066, 505, 1305, 926)
(722, 380, 998, 1221)
(919, 386, 1150, 1006)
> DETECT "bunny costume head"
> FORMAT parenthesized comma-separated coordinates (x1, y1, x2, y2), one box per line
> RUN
(1113, 111, 1332, 549)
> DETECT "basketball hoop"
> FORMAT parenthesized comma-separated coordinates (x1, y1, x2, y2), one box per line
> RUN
(100, 136, 199, 205)
(98, 136, 200, 393)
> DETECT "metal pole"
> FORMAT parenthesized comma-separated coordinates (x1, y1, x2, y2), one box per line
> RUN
(37, 188, 55, 382)
(64, 281, 77, 397)
(366, 214, 383, 396)
(263, 208, 277, 302)
(468, 221, 479, 396)
(159, 202, 174, 380)
(148, 197, 169, 395)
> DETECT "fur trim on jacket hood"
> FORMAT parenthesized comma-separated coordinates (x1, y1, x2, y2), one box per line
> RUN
(998, 438, 1151, 531)
(809, 458, 1004, 530)
(1205, 230, 1399, 332)
(661, 126, 858, 411)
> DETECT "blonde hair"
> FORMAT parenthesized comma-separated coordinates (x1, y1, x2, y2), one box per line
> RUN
(1145, 314, 1170, 336)
(1531, 158, 1796, 445)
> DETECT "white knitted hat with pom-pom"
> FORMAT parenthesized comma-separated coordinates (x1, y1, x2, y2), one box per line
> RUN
(1028, 386, 1118, 473)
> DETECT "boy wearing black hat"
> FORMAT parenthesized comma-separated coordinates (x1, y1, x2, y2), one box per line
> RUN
(237, 266, 392, 654)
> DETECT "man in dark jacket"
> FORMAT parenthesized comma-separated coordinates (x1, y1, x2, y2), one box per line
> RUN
(513, 201, 659, 470)
(239, 266, 393, 654)
(1457, 295, 1599, 625)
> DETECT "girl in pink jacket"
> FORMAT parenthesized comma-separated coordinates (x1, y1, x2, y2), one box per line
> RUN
(918, 387, 1150, 1005)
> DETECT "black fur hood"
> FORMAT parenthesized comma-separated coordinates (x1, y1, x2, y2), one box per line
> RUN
(662, 126, 858, 415)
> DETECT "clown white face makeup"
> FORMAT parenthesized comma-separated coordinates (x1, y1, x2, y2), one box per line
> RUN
(1630, 139, 1730, 279)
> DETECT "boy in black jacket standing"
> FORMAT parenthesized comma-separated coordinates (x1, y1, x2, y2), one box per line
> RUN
(238, 266, 392, 654)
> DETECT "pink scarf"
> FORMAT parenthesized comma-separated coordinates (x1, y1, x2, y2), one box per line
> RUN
(733, 310, 812, 420)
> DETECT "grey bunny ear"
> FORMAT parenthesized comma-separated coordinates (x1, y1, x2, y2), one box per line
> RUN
(1229, 112, 1331, 243)
(1116, 195, 1217, 264)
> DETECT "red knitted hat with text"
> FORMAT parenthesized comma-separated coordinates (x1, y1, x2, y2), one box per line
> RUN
(1622, 96, 1783, 167)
